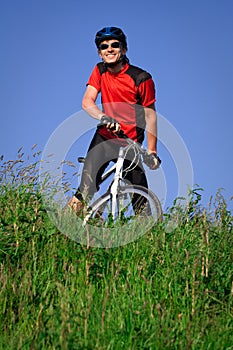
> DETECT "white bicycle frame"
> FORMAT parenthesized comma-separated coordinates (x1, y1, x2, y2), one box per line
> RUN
(82, 137, 144, 225)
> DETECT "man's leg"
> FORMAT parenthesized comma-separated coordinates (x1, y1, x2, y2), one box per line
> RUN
(69, 133, 119, 215)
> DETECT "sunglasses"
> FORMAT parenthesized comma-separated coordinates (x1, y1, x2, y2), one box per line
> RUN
(99, 42, 121, 50)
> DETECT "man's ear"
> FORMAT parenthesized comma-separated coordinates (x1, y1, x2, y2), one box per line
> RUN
(122, 48, 127, 55)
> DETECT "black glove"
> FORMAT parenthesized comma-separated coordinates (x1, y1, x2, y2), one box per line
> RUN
(143, 152, 161, 170)
(100, 115, 121, 133)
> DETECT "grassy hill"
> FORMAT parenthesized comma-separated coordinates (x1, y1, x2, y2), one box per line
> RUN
(0, 152, 232, 349)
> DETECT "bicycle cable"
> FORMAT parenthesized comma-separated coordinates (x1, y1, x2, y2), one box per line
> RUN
(122, 143, 141, 175)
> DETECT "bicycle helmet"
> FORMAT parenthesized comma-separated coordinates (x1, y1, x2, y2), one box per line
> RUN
(95, 27, 127, 49)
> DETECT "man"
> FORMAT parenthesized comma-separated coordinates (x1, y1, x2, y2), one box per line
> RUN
(69, 26, 160, 214)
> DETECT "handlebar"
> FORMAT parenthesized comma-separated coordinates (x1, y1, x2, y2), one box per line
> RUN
(118, 130, 161, 168)
(97, 121, 161, 169)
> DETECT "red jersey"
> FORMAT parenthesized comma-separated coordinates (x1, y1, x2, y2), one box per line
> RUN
(87, 62, 156, 143)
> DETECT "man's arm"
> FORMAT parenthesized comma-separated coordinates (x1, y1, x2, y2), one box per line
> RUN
(82, 85, 105, 120)
(145, 104, 157, 154)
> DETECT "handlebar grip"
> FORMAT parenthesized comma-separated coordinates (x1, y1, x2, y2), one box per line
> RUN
(117, 130, 128, 139)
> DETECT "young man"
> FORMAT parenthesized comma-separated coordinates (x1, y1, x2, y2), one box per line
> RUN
(69, 26, 160, 214)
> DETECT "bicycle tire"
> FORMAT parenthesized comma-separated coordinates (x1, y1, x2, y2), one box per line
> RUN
(83, 185, 162, 228)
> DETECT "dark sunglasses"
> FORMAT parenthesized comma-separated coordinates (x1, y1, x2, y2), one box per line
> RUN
(99, 42, 121, 50)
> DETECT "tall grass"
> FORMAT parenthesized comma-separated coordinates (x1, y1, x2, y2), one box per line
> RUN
(0, 149, 232, 349)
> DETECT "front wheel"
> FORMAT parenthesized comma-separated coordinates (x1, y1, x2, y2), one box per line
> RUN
(83, 185, 162, 228)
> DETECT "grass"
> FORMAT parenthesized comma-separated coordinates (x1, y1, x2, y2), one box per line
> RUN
(0, 149, 232, 349)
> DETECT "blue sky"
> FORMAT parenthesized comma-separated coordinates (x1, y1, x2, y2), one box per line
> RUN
(1, 0, 233, 212)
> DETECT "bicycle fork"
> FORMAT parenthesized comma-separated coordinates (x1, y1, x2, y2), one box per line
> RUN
(109, 147, 125, 221)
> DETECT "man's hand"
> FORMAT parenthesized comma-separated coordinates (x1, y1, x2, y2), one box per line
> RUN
(143, 152, 161, 170)
(100, 115, 121, 133)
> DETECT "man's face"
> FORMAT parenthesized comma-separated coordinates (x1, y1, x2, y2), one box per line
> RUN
(98, 39, 127, 64)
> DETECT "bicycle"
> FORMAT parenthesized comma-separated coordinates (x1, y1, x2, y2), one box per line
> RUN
(78, 129, 163, 229)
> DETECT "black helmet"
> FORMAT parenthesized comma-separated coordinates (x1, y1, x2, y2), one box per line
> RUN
(95, 27, 127, 49)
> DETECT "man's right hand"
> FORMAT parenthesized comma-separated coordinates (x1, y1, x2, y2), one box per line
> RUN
(100, 115, 121, 133)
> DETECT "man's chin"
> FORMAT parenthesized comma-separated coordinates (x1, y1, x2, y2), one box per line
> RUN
(105, 59, 117, 64)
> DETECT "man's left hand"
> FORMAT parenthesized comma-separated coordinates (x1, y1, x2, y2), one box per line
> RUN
(143, 152, 161, 170)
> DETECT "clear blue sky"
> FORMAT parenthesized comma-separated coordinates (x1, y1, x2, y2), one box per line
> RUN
(1, 0, 233, 212)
